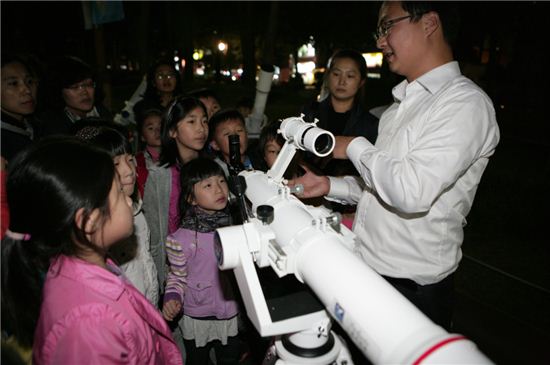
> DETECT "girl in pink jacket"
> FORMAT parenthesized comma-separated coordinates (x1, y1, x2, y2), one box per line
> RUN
(1, 138, 182, 364)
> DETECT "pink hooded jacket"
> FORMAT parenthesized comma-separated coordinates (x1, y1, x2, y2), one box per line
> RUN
(33, 255, 183, 365)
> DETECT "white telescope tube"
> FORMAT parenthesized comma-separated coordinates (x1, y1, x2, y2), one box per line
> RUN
(113, 75, 147, 126)
(216, 115, 493, 364)
(242, 169, 492, 364)
(296, 236, 491, 364)
(246, 64, 274, 137)
(267, 116, 335, 183)
(279, 116, 334, 157)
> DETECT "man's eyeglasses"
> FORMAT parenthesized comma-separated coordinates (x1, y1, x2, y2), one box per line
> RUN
(155, 73, 176, 80)
(374, 15, 412, 41)
(66, 81, 96, 91)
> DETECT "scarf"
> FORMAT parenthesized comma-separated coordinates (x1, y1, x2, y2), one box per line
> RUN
(180, 206, 231, 233)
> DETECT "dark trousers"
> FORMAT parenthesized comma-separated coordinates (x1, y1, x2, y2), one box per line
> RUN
(184, 336, 241, 365)
(382, 274, 455, 331)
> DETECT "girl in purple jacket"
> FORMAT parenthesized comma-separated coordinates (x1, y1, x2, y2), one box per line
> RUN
(1, 137, 182, 364)
(162, 157, 240, 365)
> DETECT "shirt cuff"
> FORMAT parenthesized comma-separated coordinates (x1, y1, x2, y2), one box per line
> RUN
(163, 291, 181, 305)
(328, 176, 349, 200)
(347, 136, 374, 168)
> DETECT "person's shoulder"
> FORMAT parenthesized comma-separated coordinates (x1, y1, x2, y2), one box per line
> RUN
(447, 75, 494, 106)
(148, 163, 171, 177)
(353, 103, 378, 121)
(368, 104, 391, 120)
(300, 99, 322, 115)
(37, 109, 72, 136)
(167, 228, 194, 245)
(34, 302, 137, 364)
(168, 227, 196, 241)
(96, 104, 113, 119)
(36, 108, 64, 119)
(135, 150, 146, 162)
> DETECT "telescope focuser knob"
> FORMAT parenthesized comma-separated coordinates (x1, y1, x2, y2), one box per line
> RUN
(257, 205, 274, 225)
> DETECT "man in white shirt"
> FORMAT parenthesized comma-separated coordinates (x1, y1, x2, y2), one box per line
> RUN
(290, 1, 500, 330)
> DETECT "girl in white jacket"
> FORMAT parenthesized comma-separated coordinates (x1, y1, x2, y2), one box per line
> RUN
(77, 124, 159, 306)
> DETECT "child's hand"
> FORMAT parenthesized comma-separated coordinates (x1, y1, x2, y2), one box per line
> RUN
(162, 300, 181, 321)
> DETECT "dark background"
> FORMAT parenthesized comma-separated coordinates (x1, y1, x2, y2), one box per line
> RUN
(2, 1, 549, 364)
(2, 1, 546, 110)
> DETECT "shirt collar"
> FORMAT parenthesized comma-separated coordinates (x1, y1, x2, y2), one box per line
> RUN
(64, 106, 100, 123)
(392, 61, 461, 102)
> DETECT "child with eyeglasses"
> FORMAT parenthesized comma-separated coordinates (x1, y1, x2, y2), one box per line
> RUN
(133, 59, 183, 124)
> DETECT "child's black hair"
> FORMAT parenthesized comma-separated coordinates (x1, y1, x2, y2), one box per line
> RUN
(236, 96, 253, 110)
(76, 125, 138, 202)
(159, 96, 208, 167)
(1, 53, 39, 77)
(55, 56, 95, 89)
(187, 88, 220, 104)
(255, 120, 285, 172)
(178, 157, 227, 220)
(143, 58, 182, 102)
(207, 108, 246, 144)
(1, 137, 115, 347)
(136, 108, 163, 151)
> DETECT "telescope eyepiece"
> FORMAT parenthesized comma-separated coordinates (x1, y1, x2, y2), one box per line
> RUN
(280, 117, 335, 157)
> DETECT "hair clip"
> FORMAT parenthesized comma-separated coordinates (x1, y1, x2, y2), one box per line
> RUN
(75, 126, 102, 141)
(5, 229, 31, 241)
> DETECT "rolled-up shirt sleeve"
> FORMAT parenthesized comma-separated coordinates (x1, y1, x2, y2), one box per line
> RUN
(344, 93, 498, 215)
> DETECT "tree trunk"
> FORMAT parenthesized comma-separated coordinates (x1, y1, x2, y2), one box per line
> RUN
(136, 2, 151, 72)
(180, 3, 194, 85)
(94, 25, 112, 110)
(262, 1, 279, 66)
(240, 2, 256, 88)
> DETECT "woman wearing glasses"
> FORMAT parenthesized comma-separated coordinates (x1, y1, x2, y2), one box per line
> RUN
(40, 56, 112, 136)
(133, 59, 182, 125)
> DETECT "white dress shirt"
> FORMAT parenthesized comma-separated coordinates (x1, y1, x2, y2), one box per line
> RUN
(328, 61, 500, 285)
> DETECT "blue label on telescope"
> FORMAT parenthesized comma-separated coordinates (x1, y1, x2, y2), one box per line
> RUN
(334, 302, 345, 322)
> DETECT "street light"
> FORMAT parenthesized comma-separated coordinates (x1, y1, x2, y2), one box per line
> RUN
(216, 41, 228, 83)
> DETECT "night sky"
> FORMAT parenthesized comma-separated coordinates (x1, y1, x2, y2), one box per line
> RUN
(2, 1, 546, 108)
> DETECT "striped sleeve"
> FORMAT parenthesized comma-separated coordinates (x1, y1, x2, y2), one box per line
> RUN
(164, 237, 187, 304)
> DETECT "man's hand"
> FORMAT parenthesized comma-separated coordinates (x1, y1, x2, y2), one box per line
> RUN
(287, 164, 330, 199)
(332, 136, 356, 159)
(162, 299, 181, 321)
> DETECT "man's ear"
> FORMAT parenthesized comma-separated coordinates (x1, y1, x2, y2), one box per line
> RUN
(210, 140, 221, 151)
(422, 11, 440, 38)
(75, 207, 101, 234)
